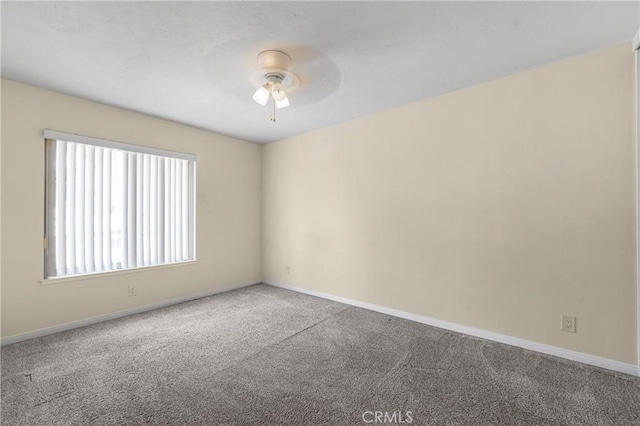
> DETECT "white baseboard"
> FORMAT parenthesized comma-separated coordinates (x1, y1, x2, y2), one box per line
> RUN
(1, 280, 260, 346)
(264, 280, 639, 377)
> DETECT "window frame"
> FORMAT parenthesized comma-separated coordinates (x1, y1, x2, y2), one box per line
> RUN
(43, 130, 197, 281)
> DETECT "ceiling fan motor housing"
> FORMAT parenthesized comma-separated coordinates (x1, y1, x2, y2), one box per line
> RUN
(257, 50, 291, 70)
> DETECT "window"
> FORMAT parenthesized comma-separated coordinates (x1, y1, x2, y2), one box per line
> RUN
(44, 130, 196, 279)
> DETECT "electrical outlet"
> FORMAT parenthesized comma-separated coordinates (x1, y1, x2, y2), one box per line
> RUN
(285, 266, 290, 275)
(561, 315, 576, 333)
(128, 285, 137, 297)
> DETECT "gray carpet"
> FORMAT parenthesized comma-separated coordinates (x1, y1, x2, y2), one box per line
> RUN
(1, 284, 639, 425)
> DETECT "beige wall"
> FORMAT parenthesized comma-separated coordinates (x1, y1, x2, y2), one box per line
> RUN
(262, 44, 637, 364)
(1, 79, 262, 338)
(2, 43, 636, 365)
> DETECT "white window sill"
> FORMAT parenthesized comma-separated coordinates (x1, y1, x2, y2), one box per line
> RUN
(40, 260, 198, 286)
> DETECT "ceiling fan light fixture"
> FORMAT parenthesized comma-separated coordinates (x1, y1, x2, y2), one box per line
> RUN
(252, 84, 270, 106)
(271, 82, 287, 102)
(249, 49, 300, 120)
(275, 97, 290, 109)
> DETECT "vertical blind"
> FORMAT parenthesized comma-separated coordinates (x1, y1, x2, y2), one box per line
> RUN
(45, 132, 196, 278)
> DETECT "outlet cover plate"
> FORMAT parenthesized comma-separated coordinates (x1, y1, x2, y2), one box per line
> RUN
(561, 315, 576, 333)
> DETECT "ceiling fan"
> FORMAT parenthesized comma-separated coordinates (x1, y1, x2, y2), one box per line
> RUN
(250, 50, 300, 122)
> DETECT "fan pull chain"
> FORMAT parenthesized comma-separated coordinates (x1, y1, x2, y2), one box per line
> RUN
(270, 96, 276, 122)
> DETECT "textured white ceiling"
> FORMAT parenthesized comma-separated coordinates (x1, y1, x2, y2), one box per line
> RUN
(2, 2, 637, 143)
